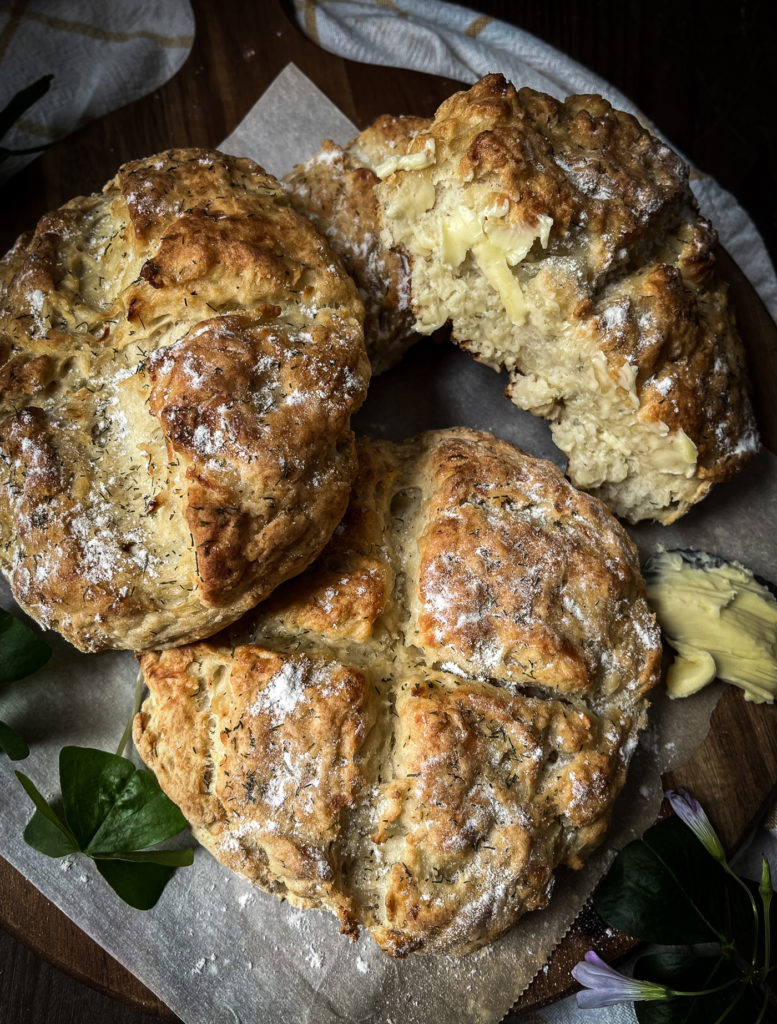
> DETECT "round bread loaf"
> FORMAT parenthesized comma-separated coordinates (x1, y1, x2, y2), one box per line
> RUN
(134, 429, 661, 956)
(284, 114, 427, 374)
(368, 75, 758, 523)
(0, 149, 369, 651)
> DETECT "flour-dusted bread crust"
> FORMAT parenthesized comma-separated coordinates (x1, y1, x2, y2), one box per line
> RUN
(284, 115, 428, 374)
(373, 75, 758, 523)
(0, 149, 369, 651)
(134, 429, 660, 956)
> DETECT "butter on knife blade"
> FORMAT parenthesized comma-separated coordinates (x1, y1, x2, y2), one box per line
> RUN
(644, 549, 777, 703)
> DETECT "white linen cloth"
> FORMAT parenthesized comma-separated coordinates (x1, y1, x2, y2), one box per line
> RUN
(0, 0, 194, 184)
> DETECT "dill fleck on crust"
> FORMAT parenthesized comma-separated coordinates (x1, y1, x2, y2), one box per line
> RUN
(134, 429, 660, 956)
(0, 149, 369, 651)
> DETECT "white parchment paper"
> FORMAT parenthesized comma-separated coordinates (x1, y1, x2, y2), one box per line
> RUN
(0, 64, 775, 1024)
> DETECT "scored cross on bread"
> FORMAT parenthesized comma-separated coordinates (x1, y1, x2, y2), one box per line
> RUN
(134, 429, 660, 956)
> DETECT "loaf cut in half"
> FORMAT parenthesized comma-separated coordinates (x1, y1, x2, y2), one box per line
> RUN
(371, 75, 758, 523)
(0, 149, 369, 651)
(134, 429, 661, 956)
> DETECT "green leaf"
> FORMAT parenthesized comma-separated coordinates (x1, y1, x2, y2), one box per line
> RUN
(84, 767, 188, 855)
(634, 952, 761, 1024)
(17, 747, 192, 911)
(0, 75, 53, 142)
(59, 746, 136, 847)
(15, 771, 78, 855)
(0, 720, 29, 760)
(59, 747, 187, 854)
(23, 809, 79, 858)
(0, 608, 52, 683)
(94, 858, 176, 910)
(594, 816, 730, 944)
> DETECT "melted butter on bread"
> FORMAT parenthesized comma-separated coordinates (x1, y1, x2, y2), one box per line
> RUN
(374, 138, 436, 179)
(374, 74, 758, 524)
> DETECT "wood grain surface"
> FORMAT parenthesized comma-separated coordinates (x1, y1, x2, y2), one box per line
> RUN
(1, 1, 776, 1022)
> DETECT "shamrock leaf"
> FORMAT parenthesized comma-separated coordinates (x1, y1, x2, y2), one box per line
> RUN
(17, 747, 193, 909)
(594, 816, 731, 944)
(93, 860, 178, 912)
(16, 770, 78, 857)
(59, 746, 188, 854)
(0, 607, 52, 683)
(0, 608, 52, 759)
(0, 720, 29, 760)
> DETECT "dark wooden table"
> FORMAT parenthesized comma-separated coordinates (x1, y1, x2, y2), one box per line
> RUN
(1, 2, 776, 1022)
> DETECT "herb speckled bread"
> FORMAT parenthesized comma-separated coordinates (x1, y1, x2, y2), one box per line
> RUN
(373, 76, 758, 523)
(134, 429, 661, 956)
(292, 75, 758, 522)
(0, 149, 369, 651)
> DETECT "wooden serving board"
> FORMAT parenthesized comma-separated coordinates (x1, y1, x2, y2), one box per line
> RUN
(1, 1, 776, 1020)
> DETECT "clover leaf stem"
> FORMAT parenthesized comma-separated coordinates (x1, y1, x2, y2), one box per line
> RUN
(667, 977, 739, 999)
(722, 861, 761, 967)
(713, 981, 747, 1024)
(759, 857, 773, 983)
(644, 840, 728, 944)
(115, 671, 145, 759)
(755, 988, 771, 1024)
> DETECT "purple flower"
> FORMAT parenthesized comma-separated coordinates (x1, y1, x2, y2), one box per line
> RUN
(572, 951, 670, 1009)
(665, 788, 725, 863)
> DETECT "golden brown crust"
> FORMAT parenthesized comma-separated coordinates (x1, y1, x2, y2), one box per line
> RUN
(284, 115, 429, 374)
(259, 437, 399, 642)
(0, 149, 369, 651)
(374, 75, 758, 523)
(134, 429, 660, 956)
(136, 642, 373, 935)
(370, 673, 631, 955)
(411, 431, 658, 701)
(593, 223, 756, 484)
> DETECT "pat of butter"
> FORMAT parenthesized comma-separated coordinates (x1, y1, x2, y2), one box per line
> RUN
(440, 205, 478, 266)
(645, 549, 777, 703)
(471, 239, 527, 324)
(440, 207, 553, 325)
(384, 179, 436, 220)
(615, 359, 639, 396)
(649, 428, 698, 475)
(665, 644, 717, 698)
(374, 140, 436, 179)
(672, 430, 698, 473)
(485, 214, 553, 264)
